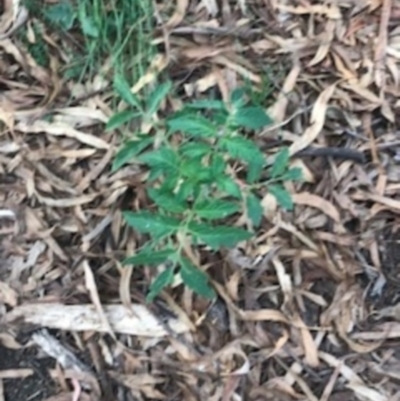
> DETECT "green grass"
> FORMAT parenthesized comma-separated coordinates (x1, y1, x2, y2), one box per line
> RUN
(21, 0, 155, 86)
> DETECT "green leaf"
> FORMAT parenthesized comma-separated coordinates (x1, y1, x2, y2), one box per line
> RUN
(147, 268, 175, 302)
(194, 199, 240, 220)
(180, 142, 212, 158)
(210, 154, 225, 176)
(175, 180, 196, 202)
(112, 137, 152, 171)
(186, 100, 226, 110)
(281, 167, 303, 182)
(230, 87, 247, 107)
(123, 211, 181, 239)
(246, 193, 263, 227)
(216, 176, 242, 199)
(148, 188, 187, 213)
(167, 114, 218, 138)
(160, 173, 180, 192)
(147, 167, 164, 183)
(179, 158, 212, 183)
(78, 6, 99, 38)
(106, 110, 139, 131)
(233, 106, 273, 129)
(113, 74, 141, 109)
(213, 110, 229, 125)
(271, 147, 290, 178)
(138, 147, 179, 172)
(44, 1, 75, 30)
(269, 184, 293, 211)
(123, 248, 176, 266)
(247, 159, 265, 184)
(146, 81, 172, 116)
(188, 222, 252, 249)
(222, 136, 264, 164)
(221, 136, 265, 183)
(179, 258, 215, 299)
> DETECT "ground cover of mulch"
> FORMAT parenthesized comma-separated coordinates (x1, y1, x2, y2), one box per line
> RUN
(1, 0, 400, 400)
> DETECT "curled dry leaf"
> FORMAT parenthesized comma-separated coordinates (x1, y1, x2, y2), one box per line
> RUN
(289, 83, 337, 155)
(16, 121, 110, 149)
(165, 0, 189, 28)
(292, 192, 341, 223)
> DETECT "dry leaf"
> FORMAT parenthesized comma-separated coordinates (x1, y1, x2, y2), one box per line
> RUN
(289, 83, 337, 155)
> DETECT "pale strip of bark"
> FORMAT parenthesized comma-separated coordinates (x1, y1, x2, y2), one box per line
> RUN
(5, 304, 191, 337)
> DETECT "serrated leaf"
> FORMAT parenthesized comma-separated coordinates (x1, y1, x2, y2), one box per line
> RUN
(269, 184, 293, 211)
(180, 142, 211, 158)
(167, 114, 218, 138)
(180, 158, 212, 183)
(146, 81, 172, 116)
(210, 154, 225, 175)
(186, 100, 226, 110)
(123, 211, 181, 239)
(138, 147, 179, 172)
(123, 248, 176, 266)
(112, 137, 152, 171)
(281, 167, 303, 182)
(216, 176, 242, 199)
(223, 136, 263, 163)
(233, 106, 273, 129)
(194, 199, 240, 220)
(176, 180, 196, 202)
(247, 158, 265, 184)
(246, 193, 263, 227)
(113, 74, 141, 109)
(160, 173, 180, 192)
(147, 268, 175, 302)
(147, 167, 164, 183)
(188, 222, 252, 249)
(148, 188, 187, 213)
(179, 258, 215, 299)
(271, 147, 290, 178)
(106, 110, 139, 131)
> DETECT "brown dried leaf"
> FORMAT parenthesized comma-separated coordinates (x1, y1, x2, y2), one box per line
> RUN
(289, 83, 337, 155)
